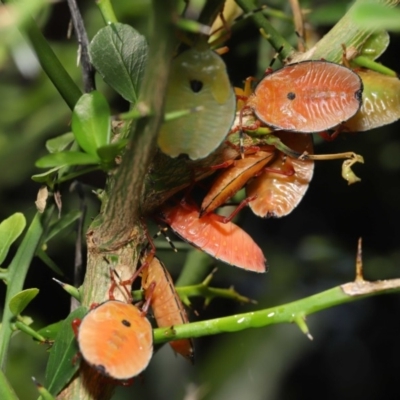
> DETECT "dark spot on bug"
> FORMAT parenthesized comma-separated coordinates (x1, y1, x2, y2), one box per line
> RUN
(95, 364, 108, 375)
(355, 89, 363, 102)
(121, 319, 131, 327)
(190, 80, 203, 93)
(287, 92, 296, 100)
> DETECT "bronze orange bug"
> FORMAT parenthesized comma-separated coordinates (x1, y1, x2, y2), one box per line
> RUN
(159, 201, 266, 273)
(72, 270, 153, 381)
(199, 132, 314, 219)
(200, 149, 275, 217)
(142, 257, 194, 362)
(246, 132, 314, 218)
(245, 60, 363, 134)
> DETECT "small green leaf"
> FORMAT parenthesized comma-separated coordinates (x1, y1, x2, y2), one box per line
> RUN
(36, 249, 64, 276)
(72, 91, 111, 156)
(44, 209, 82, 243)
(35, 151, 99, 168)
(45, 307, 87, 396)
(97, 139, 128, 164)
(9, 288, 39, 316)
(36, 320, 64, 342)
(359, 31, 390, 60)
(31, 167, 61, 184)
(46, 132, 75, 153)
(0, 213, 26, 265)
(13, 320, 44, 342)
(89, 23, 148, 103)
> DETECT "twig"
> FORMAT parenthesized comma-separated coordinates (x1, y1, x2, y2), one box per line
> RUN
(66, 0, 96, 93)
(154, 276, 400, 343)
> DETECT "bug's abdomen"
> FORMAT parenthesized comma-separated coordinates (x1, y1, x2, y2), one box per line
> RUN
(248, 61, 363, 133)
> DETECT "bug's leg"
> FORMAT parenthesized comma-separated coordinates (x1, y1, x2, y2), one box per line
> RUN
(319, 124, 344, 142)
(263, 45, 284, 75)
(118, 222, 156, 298)
(157, 226, 178, 253)
(71, 318, 83, 365)
(141, 281, 156, 316)
(71, 319, 81, 338)
(108, 267, 132, 301)
(257, 162, 295, 178)
(210, 195, 258, 224)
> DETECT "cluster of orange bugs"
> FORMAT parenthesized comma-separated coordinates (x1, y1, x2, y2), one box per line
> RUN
(70, 0, 400, 383)
(72, 54, 367, 383)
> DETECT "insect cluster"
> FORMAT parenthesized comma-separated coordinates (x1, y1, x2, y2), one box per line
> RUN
(72, 6, 400, 386)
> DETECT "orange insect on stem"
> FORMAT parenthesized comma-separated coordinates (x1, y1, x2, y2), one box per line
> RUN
(75, 301, 153, 381)
(200, 150, 275, 217)
(246, 60, 363, 133)
(73, 265, 154, 381)
(246, 132, 314, 218)
(160, 201, 266, 273)
(142, 257, 194, 362)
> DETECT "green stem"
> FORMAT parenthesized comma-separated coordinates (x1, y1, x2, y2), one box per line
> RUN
(24, 19, 82, 110)
(132, 277, 253, 305)
(235, 0, 294, 59)
(13, 321, 46, 342)
(153, 278, 400, 343)
(0, 213, 44, 368)
(2, 0, 82, 109)
(96, 0, 118, 24)
(175, 251, 215, 287)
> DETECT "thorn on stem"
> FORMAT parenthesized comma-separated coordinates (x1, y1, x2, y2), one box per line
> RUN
(52, 278, 80, 301)
(355, 237, 364, 283)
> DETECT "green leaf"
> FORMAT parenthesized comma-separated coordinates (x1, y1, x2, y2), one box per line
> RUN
(351, 3, 400, 31)
(31, 167, 61, 184)
(35, 151, 99, 168)
(72, 91, 111, 156)
(89, 23, 148, 103)
(0, 213, 26, 265)
(46, 132, 75, 153)
(44, 209, 82, 243)
(359, 31, 390, 60)
(36, 249, 64, 276)
(0, 369, 18, 400)
(97, 139, 128, 164)
(36, 320, 64, 342)
(45, 307, 87, 396)
(9, 288, 39, 316)
(0, 213, 43, 367)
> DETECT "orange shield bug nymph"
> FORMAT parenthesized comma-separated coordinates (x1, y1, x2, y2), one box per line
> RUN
(246, 60, 363, 133)
(160, 201, 266, 273)
(73, 300, 153, 381)
(142, 257, 194, 362)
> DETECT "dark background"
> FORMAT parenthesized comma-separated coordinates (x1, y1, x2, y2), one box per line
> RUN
(1, 1, 399, 399)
